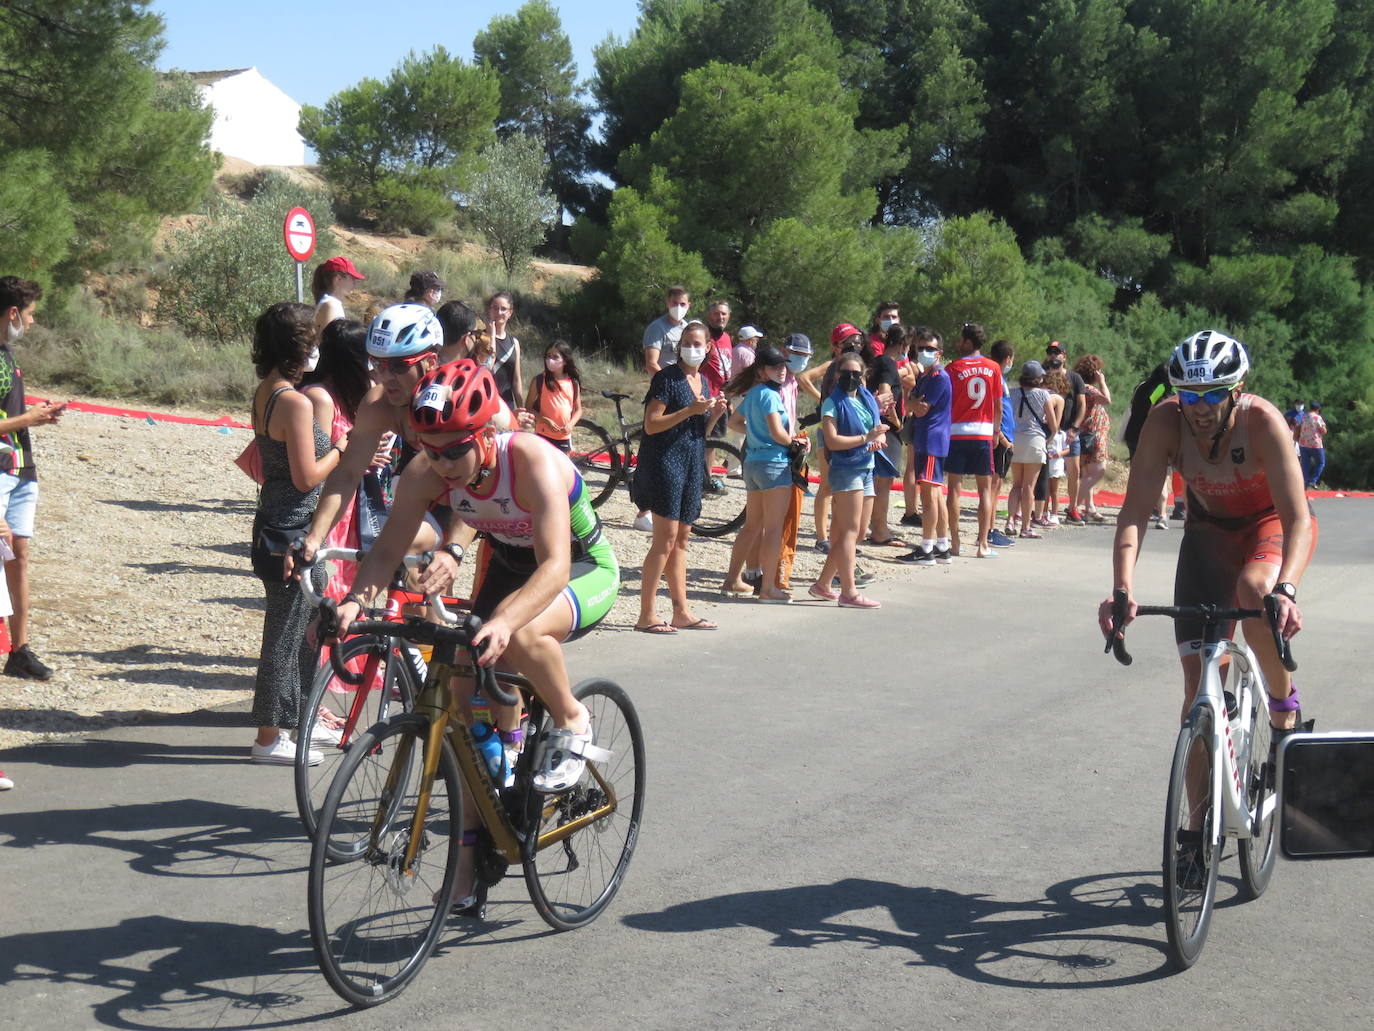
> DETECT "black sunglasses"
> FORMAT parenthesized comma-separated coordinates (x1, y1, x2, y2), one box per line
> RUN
(422, 437, 476, 462)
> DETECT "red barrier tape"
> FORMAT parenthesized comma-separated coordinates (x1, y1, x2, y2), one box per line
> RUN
(26, 395, 250, 429)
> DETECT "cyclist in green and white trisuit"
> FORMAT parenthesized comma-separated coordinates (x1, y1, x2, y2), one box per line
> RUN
(333, 359, 619, 795)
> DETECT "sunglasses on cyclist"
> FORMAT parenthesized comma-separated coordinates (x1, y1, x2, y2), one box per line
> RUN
(421, 437, 476, 462)
(1178, 387, 1235, 406)
(368, 352, 430, 376)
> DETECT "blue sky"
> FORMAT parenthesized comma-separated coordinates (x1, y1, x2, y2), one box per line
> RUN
(150, 0, 643, 110)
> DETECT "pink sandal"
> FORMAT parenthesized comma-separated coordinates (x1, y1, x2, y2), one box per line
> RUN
(838, 593, 881, 609)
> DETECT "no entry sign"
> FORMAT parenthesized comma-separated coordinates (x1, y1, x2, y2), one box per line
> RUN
(283, 207, 316, 262)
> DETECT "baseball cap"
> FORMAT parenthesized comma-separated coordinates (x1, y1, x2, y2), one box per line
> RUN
(320, 256, 366, 280)
(784, 332, 812, 355)
(1020, 360, 1046, 379)
(408, 270, 445, 293)
(830, 323, 862, 345)
(755, 345, 787, 367)
(737, 325, 764, 341)
(1045, 340, 1065, 355)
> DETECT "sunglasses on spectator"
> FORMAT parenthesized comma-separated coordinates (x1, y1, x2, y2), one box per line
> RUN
(1178, 387, 1235, 406)
(369, 352, 429, 376)
(422, 437, 476, 462)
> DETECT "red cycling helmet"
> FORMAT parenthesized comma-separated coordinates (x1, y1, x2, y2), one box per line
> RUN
(409, 360, 502, 437)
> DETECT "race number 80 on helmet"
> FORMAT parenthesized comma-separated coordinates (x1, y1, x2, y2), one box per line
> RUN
(1166, 330, 1250, 391)
(410, 360, 502, 437)
(366, 302, 444, 358)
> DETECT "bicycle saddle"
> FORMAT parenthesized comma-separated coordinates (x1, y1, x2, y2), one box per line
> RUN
(600, 390, 632, 401)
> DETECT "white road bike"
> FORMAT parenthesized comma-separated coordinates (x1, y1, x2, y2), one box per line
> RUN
(1107, 590, 1297, 970)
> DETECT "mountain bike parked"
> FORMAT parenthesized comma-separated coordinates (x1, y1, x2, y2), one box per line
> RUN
(571, 389, 746, 537)
(305, 591, 645, 1007)
(1106, 590, 1294, 969)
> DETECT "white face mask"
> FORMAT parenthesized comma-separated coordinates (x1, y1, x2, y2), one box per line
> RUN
(678, 345, 706, 367)
(669, 304, 689, 322)
(879, 318, 896, 332)
(786, 353, 808, 373)
(916, 350, 936, 368)
(6, 320, 21, 343)
(431, 290, 443, 305)
(303, 347, 320, 373)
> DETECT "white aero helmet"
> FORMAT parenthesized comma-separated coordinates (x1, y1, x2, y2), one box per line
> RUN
(366, 303, 444, 358)
(1167, 330, 1250, 391)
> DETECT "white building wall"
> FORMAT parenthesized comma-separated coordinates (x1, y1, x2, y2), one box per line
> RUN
(202, 68, 305, 166)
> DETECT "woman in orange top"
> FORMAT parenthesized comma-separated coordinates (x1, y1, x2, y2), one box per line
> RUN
(524, 340, 583, 452)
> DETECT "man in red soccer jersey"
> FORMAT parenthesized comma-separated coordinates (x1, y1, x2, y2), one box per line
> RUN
(943, 323, 1004, 559)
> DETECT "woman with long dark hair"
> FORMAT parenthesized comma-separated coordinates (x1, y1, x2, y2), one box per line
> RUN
(310, 256, 365, 336)
(525, 340, 583, 453)
(248, 302, 348, 765)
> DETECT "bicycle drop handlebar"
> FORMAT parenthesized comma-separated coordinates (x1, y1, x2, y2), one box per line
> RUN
(1105, 588, 1296, 672)
(295, 546, 516, 705)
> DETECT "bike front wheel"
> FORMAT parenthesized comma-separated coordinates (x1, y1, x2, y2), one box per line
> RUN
(1237, 698, 1277, 900)
(308, 714, 460, 1007)
(570, 419, 622, 508)
(1163, 705, 1220, 970)
(296, 635, 421, 840)
(692, 439, 748, 538)
(522, 678, 645, 931)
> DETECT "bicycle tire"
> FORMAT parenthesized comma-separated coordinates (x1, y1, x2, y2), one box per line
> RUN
(308, 713, 461, 1007)
(295, 635, 421, 840)
(522, 678, 645, 931)
(1237, 692, 1277, 900)
(570, 419, 622, 508)
(692, 439, 748, 538)
(1163, 705, 1219, 970)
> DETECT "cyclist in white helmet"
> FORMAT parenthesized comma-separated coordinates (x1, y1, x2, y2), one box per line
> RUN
(1100, 330, 1316, 747)
(296, 304, 450, 570)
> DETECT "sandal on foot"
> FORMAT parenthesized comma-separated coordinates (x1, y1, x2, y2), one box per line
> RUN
(808, 583, 839, 601)
(838, 593, 881, 609)
(672, 617, 718, 630)
(634, 621, 677, 634)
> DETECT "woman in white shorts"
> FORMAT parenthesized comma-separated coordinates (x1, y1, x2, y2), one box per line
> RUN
(1007, 361, 1062, 539)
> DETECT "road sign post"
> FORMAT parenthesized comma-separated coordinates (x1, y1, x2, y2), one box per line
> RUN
(283, 207, 317, 302)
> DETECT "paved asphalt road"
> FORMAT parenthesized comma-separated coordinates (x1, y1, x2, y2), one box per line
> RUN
(3, 499, 1373, 1029)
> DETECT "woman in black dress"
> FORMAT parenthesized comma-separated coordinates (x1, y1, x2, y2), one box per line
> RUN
(633, 321, 728, 633)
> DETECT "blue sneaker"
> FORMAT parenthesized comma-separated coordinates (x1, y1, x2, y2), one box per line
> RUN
(988, 529, 1016, 548)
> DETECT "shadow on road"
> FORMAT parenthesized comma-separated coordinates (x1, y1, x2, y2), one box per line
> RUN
(0, 797, 307, 879)
(0, 915, 347, 1030)
(622, 872, 1174, 987)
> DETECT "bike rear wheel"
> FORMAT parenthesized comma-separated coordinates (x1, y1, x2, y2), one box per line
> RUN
(692, 439, 748, 538)
(1163, 705, 1220, 970)
(308, 714, 460, 1007)
(570, 419, 622, 508)
(1237, 692, 1277, 900)
(522, 678, 645, 931)
(296, 636, 421, 839)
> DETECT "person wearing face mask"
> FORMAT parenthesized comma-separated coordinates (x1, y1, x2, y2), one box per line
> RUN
(0, 276, 65, 682)
(868, 301, 900, 357)
(248, 303, 349, 767)
(720, 346, 808, 603)
(633, 321, 727, 632)
(896, 330, 954, 564)
(897, 326, 939, 527)
(809, 351, 890, 608)
(643, 285, 691, 375)
(403, 269, 445, 308)
(525, 340, 583, 453)
(700, 300, 735, 491)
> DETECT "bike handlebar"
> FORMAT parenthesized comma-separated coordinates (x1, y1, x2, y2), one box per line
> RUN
(296, 546, 518, 706)
(1105, 588, 1296, 671)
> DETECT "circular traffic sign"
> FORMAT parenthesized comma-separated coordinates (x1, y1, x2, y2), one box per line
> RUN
(283, 207, 316, 262)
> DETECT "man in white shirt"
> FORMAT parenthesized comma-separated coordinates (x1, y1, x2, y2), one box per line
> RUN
(642, 286, 690, 373)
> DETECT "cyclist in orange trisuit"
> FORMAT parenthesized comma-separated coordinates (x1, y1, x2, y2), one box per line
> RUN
(1100, 331, 1315, 748)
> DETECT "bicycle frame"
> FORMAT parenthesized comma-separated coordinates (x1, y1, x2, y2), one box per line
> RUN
(1190, 635, 1272, 841)
(376, 639, 622, 876)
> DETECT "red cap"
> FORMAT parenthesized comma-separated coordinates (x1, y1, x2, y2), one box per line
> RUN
(320, 256, 365, 279)
(830, 323, 862, 346)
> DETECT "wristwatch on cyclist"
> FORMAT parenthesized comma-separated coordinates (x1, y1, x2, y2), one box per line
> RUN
(1273, 581, 1297, 602)
(440, 543, 465, 564)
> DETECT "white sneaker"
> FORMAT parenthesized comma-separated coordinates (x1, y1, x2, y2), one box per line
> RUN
(251, 733, 321, 766)
(0, 769, 13, 790)
(632, 513, 654, 532)
(1154, 515, 1169, 530)
(533, 721, 594, 793)
(293, 709, 344, 747)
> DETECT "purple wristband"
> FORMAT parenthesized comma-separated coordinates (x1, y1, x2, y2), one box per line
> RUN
(1269, 684, 1302, 712)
